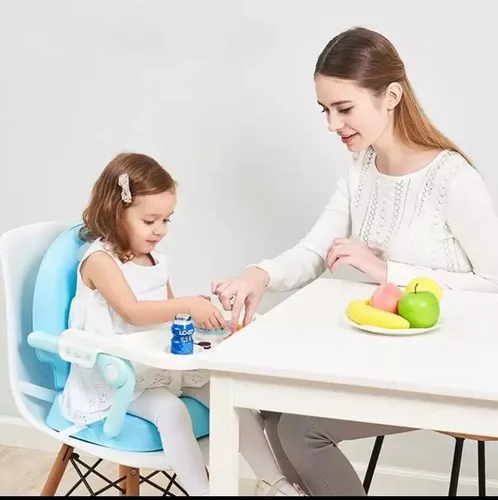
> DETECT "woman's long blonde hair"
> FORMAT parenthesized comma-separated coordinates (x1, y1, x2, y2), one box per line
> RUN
(315, 27, 472, 165)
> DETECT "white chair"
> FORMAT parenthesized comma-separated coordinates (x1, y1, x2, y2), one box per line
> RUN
(0, 220, 210, 496)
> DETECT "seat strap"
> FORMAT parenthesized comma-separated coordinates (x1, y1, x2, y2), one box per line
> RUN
(19, 381, 58, 403)
(58, 423, 87, 439)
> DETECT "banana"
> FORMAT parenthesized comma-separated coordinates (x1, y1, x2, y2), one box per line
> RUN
(346, 299, 410, 330)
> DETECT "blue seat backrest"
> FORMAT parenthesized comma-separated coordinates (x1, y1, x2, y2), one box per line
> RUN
(32, 223, 86, 390)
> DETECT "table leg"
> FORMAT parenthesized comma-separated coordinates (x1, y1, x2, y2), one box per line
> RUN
(209, 373, 240, 495)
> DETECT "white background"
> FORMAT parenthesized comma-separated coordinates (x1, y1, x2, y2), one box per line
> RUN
(2, 0, 498, 491)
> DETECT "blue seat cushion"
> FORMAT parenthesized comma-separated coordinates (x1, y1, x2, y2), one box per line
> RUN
(32, 224, 86, 390)
(46, 394, 210, 452)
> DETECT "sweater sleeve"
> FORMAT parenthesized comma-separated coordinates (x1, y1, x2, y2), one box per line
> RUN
(251, 175, 351, 292)
(387, 166, 498, 292)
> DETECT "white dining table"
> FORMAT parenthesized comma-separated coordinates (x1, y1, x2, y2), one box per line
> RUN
(201, 277, 498, 495)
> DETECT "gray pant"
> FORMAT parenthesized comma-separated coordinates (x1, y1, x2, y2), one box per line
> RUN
(262, 411, 413, 496)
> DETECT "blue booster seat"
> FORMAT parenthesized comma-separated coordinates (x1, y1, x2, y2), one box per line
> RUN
(28, 224, 209, 452)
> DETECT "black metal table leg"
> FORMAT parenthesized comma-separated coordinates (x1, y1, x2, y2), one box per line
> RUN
(449, 438, 464, 496)
(363, 435, 385, 494)
(478, 440, 486, 496)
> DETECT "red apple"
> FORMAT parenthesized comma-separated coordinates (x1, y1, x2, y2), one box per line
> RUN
(370, 282, 404, 314)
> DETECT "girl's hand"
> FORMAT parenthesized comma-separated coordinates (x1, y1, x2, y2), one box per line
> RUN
(326, 238, 387, 283)
(188, 296, 229, 331)
(211, 267, 270, 331)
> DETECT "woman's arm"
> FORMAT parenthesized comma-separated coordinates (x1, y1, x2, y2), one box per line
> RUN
(387, 167, 498, 293)
(252, 176, 351, 292)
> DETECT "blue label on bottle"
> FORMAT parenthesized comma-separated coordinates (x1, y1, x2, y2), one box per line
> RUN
(171, 318, 195, 355)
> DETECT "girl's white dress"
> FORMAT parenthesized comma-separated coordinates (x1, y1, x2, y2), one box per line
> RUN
(59, 238, 208, 425)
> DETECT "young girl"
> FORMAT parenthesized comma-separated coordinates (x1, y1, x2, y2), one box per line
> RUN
(212, 27, 498, 496)
(60, 152, 305, 496)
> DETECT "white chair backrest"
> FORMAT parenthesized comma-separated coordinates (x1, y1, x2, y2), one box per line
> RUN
(0, 220, 72, 425)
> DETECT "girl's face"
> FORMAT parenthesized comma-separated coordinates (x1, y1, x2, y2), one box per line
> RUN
(314, 74, 395, 152)
(122, 189, 177, 255)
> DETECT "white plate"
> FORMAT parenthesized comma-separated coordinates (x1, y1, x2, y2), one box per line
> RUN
(344, 315, 444, 336)
(194, 313, 261, 334)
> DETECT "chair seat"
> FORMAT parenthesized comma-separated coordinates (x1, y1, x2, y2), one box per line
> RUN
(46, 394, 210, 453)
(438, 431, 498, 442)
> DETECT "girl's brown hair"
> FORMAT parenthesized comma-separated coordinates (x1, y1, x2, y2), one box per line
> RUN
(315, 27, 472, 165)
(80, 152, 176, 262)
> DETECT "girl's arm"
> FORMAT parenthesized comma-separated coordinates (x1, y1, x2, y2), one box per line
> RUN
(83, 252, 205, 326)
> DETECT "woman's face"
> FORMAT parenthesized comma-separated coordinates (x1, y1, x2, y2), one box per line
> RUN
(315, 74, 393, 152)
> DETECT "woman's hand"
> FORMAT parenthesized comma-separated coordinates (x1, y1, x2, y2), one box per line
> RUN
(326, 238, 387, 283)
(211, 267, 270, 331)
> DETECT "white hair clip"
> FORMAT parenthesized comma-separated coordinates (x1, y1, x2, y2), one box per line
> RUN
(118, 173, 132, 204)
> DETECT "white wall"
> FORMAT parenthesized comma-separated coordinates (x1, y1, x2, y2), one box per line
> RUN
(2, 0, 498, 492)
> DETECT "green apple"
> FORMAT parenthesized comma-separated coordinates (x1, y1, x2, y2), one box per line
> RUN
(398, 285, 440, 328)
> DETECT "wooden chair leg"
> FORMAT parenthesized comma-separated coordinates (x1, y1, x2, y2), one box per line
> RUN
(118, 465, 127, 495)
(41, 443, 74, 496)
(119, 465, 140, 496)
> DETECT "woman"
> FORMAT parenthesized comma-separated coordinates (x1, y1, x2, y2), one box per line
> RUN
(212, 27, 498, 496)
